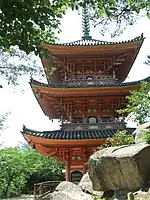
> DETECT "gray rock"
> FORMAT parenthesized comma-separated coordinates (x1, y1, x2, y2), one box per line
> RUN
(79, 172, 93, 194)
(134, 121, 150, 143)
(134, 188, 150, 200)
(111, 190, 129, 200)
(43, 181, 93, 200)
(55, 181, 82, 193)
(79, 172, 103, 198)
(47, 191, 93, 200)
(88, 143, 150, 191)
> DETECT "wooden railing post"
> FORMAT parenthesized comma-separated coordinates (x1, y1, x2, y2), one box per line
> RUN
(34, 181, 61, 199)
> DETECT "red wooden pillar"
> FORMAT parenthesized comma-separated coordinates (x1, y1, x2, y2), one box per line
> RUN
(65, 159, 70, 181)
(83, 162, 87, 174)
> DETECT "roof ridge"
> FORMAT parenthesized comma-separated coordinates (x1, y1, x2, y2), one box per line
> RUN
(47, 33, 144, 46)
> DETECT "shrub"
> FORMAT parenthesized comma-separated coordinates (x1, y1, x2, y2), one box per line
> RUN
(101, 130, 134, 148)
(142, 130, 150, 143)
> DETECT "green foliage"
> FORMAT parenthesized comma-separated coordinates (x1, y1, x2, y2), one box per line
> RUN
(142, 130, 150, 143)
(23, 146, 64, 193)
(0, 0, 67, 55)
(0, 147, 26, 198)
(0, 146, 64, 198)
(118, 82, 150, 125)
(102, 130, 134, 148)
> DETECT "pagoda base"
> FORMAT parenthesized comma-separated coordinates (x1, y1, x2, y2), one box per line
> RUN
(22, 126, 135, 182)
(55, 146, 97, 182)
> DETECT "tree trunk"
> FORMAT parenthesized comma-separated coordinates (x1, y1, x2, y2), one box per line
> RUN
(5, 180, 11, 199)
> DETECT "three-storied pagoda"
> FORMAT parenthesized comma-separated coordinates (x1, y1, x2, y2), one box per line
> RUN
(22, 9, 150, 182)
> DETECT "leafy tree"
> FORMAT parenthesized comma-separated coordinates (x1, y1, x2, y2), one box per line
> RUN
(0, 146, 64, 198)
(118, 82, 150, 125)
(0, 147, 26, 198)
(22, 146, 64, 193)
(0, 0, 67, 55)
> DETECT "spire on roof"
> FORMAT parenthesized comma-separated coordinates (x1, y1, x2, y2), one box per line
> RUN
(82, 4, 92, 40)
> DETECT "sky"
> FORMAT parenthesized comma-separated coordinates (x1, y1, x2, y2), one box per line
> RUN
(0, 10, 150, 147)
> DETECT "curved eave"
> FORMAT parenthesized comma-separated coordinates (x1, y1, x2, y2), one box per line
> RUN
(30, 82, 56, 118)
(23, 134, 106, 147)
(119, 37, 144, 81)
(30, 76, 150, 96)
(42, 35, 144, 51)
(22, 126, 135, 147)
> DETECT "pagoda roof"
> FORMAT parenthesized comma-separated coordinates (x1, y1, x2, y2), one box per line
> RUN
(22, 126, 135, 140)
(42, 34, 144, 84)
(31, 76, 150, 89)
(44, 34, 144, 47)
(30, 76, 150, 119)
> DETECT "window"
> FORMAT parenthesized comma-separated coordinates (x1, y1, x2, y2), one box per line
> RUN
(71, 171, 83, 182)
(72, 156, 81, 160)
(86, 76, 93, 80)
(87, 116, 98, 124)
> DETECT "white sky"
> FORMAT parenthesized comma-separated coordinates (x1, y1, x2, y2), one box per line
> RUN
(0, 10, 150, 147)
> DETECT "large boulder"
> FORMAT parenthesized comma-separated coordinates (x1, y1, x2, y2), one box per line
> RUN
(79, 172, 103, 198)
(55, 181, 82, 193)
(134, 121, 150, 143)
(43, 181, 93, 200)
(79, 172, 93, 194)
(47, 191, 93, 200)
(88, 143, 150, 191)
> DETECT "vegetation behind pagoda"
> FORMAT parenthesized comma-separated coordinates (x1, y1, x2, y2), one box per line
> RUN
(101, 130, 135, 148)
(0, 145, 64, 199)
(118, 82, 150, 125)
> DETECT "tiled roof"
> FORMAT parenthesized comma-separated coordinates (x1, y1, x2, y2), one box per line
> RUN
(22, 126, 135, 140)
(30, 76, 150, 89)
(48, 34, 144, 46)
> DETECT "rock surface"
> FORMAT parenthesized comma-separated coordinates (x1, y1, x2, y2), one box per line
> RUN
(44, 181, 93, 200)
(134, 121, 150, 143)
(79, 172, 93, 194)
(79, 172, 103, 198)
(88, 143, 150, 191)
(109, 189, 150, 200)
(134, 188, 150, 200)
(55, 181, 82, 193)
(47, 191, 93, 200)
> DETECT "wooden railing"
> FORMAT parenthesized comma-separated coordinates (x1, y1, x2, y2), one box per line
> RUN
(34, 181, 79, 199)
(34, 181, 61, 199)
(61, 121, 125, 131)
